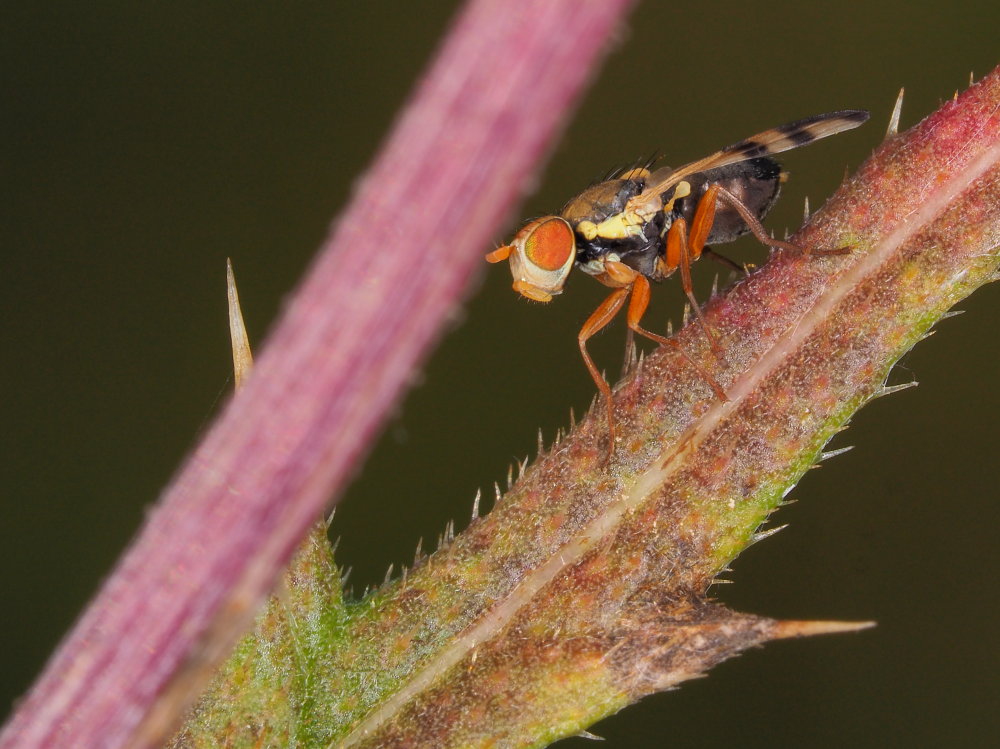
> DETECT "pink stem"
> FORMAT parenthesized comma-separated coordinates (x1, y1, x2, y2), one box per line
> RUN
(0, 1, 637, 747)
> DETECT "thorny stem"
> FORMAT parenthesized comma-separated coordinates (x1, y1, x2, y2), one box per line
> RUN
(177, 70, 999, 748)
(326, 70, 1000, 747)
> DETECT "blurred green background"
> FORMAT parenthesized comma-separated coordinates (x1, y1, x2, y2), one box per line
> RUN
(2, 1, 997, 746)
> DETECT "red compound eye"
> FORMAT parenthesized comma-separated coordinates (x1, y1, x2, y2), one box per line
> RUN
(524, 218, 574, 271)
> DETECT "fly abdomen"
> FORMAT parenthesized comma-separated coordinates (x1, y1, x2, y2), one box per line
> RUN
(672, 157, 783, 246)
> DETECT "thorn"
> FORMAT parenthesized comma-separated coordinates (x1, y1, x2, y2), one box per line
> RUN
(383, 564, 394, 586)
(681, 303, 690, 327)
(711, 578, 733, 585)
(803, 195, 811, 222)
(621, 328, 638, 377)
(494, 481, 503, 506)
(940, 309, 965, 320)
(330, 536, 341, 556)
(970, 70, 975, 86)
(780, 483, 798, 499)
(538, 428, 545, 456)
(751, 524, 789, 544)
(710, 274, 719, 298)
(886, 87, 905, 138)
(819, 445, 854, 461)
(413, 537, 424, 564)
(569, 406, 576, 428)
(519, 455, 529, 478)
(340, 566, 353, 586)
(873, 380, 918, 399)
(506, 463, 514, 490)
(325, 508, 337, 528)
(471, 489, 481, 521)
(226, 258, 254, 389)
(771, 619, 876, 640)
(401, 565, 408, 584)
(444, 519, 455, 545)
(666, 319, 674, 336)
(576, 730, 605, 741)
(918, 329, 937, 342)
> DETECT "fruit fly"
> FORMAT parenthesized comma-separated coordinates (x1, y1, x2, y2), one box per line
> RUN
(486, 110, 869, 457)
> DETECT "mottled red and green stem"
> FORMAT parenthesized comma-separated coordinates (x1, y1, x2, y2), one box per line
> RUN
(174, 70, 1000, 748)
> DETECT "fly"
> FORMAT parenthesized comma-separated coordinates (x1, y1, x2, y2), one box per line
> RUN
(486, 110, 870, 459)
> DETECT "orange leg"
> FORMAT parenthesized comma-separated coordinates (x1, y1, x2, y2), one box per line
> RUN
(687, 185, 718, 260)
(627, 275, 728, 402)
(661, 180, 848, 354)
(665, 217, 719, 353)
(578, 286, 631, 457)
(683, 184, 731, 333)
(578, 267, 730, 461)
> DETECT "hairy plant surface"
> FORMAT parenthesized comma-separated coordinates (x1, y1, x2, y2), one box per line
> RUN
(170, 69, 1000, 748)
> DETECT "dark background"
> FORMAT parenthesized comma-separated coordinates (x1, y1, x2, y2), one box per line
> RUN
(2, 2, 998, 746)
